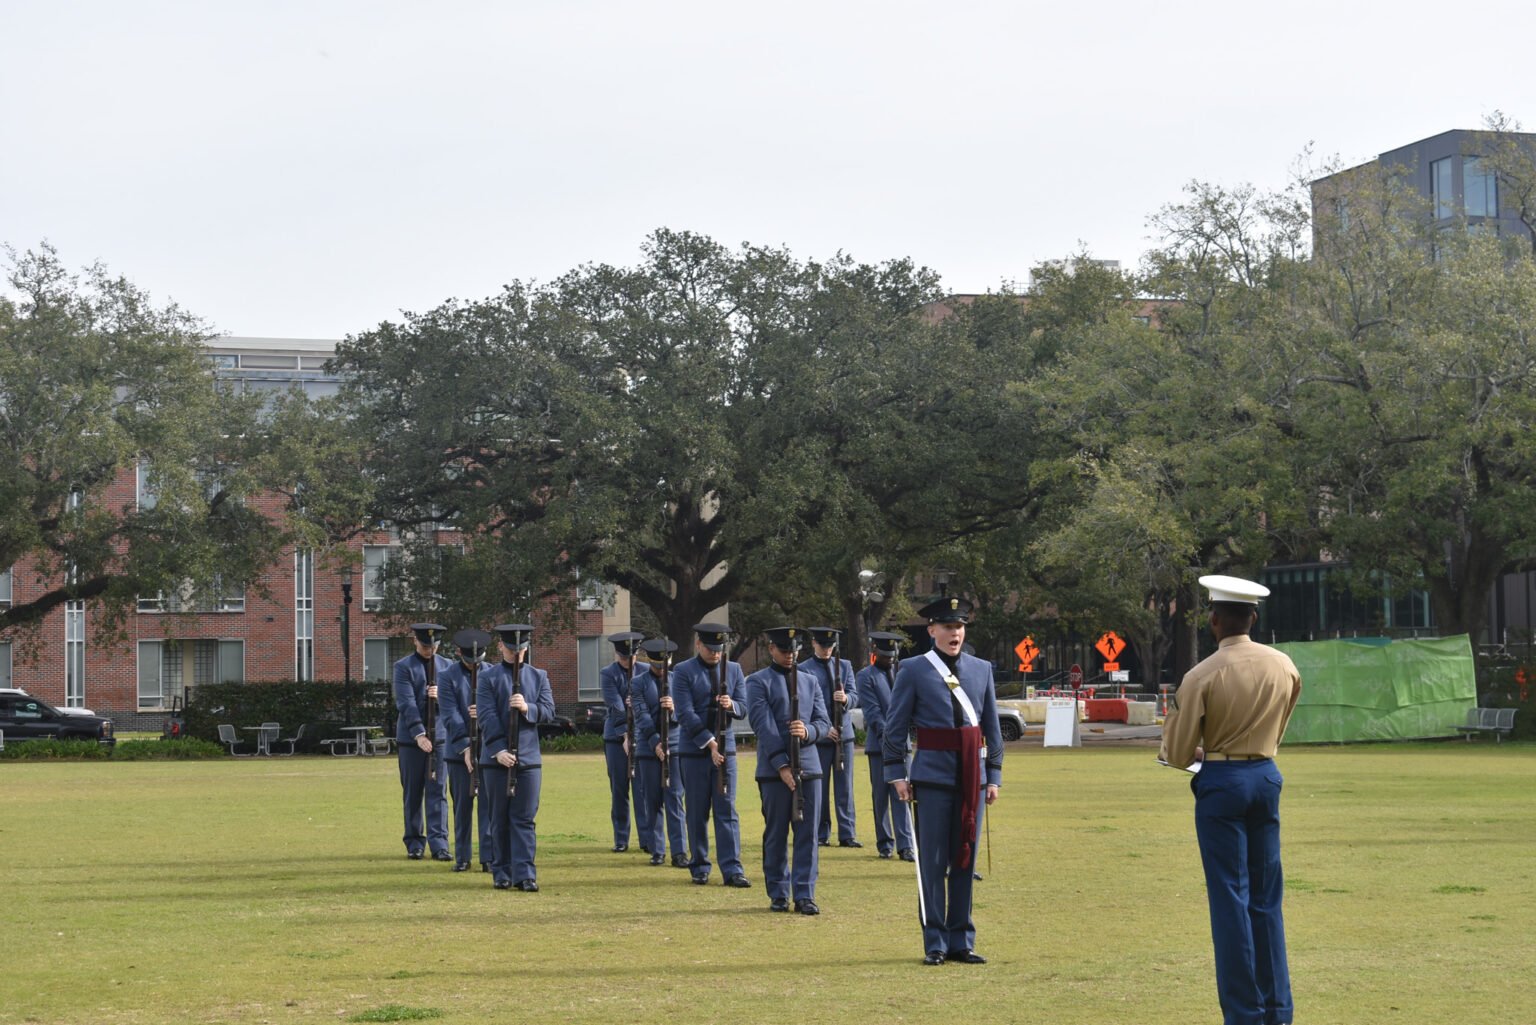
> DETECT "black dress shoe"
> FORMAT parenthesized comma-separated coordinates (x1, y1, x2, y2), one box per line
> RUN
(769, 897, 790, 912)
(724, 875, 752, 888)
(453, 862, 470, 872)
(407, 850, 424, 860)
(878, 849, 893, 859)
(515, 879, 539, 892)
(649, 852, 665, 866)
(923, 951, 946, 966)
(480, 863, 490, 872)
(817, 840, 830, 847)
(639, 844, 651, 854)
(946, 950, 987, 964)
(431, 849, 452, 862)
(838, 838, 863, 848)
(794, 899, 820, 915)
(493, 879, 512, 890)
(612, 843, 628, 853)
(671, 853, 689, 868)
(691, 874, 709, 885)
(973, 872, 983, 881)
(898, 848, 916, 862)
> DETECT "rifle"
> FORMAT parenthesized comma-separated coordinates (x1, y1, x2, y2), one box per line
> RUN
(831, 649, 846, 773)
(626, 672, 637, 780)
(712, 655, 731, 796)
(788, 653, 804, 823)
(468, 658, 481, 798)
(658, 658, 672, 790)
(425, 655, 439, 783)
(506, 659, 522, 800)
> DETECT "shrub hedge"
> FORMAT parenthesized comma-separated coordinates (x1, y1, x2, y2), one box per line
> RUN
(184, 680, 395, 752)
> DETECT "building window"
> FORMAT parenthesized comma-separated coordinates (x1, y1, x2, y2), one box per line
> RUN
(0, 642, 12, 688)
(364, 636, 414, 682)
(136, 460, 157, 510)
(0, 564, 11, 608)
(1430, 156, 1454, 219)
(65, 599, 85, 707)
(137, 640, 183, 709)
(138, 576, 245, 614)
(577, 636, 601, 701)
(1465, 157, 1498, 218)
(364, 637, 391, 683)
(295, 548, 314, 681)
(363, 545, 391, 611)
(576, 577, 616, 612)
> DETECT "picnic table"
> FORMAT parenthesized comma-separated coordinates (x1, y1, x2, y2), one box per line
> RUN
(325, 725, 386, 755)
(242, 725, 278, 756)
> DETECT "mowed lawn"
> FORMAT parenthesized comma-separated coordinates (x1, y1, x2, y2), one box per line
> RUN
(2, 742, 1532, 1025)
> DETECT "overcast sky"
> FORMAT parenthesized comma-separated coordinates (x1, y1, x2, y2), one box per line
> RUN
(5, 1, 1535, 339)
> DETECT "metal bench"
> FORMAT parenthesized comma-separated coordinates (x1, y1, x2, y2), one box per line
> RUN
(1453, 707, 1517, 743)
(217, 724, 253, 756)
(321, 738, 353, 756)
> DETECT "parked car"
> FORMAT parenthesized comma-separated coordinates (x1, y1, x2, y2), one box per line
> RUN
(537, 714, 577, 739)
(0, 690, 115, 747)
(579, 704, 608, 735)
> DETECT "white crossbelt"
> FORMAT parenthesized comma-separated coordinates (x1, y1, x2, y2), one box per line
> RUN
(923, 650, 979, 727)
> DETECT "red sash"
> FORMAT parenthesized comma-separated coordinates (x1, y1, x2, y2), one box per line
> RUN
(914, 724, 983, 869)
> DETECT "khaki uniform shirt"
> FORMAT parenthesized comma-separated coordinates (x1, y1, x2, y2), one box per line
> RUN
(1160, 635, 1302, 767)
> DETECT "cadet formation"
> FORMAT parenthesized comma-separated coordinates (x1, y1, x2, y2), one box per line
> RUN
(394, 575, 1300, 1019)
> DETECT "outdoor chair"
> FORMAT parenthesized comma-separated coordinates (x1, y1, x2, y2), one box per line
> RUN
(217, 724, 251, 757)
(274, 722, 308, 756)
(258, 722, 280, 755)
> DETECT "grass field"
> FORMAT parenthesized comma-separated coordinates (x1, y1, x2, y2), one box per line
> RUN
(2, 742, 1533, 1025)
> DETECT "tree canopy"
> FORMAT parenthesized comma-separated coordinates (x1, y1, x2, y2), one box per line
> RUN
(0, 244, 328, 643)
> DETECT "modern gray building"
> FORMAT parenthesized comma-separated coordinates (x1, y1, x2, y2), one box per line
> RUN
(1312, 127, 1536, 249)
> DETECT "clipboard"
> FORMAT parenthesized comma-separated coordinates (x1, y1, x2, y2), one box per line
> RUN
(1157, 758, 1201, 774)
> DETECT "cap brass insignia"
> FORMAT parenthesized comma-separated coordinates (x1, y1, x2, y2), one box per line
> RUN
(949, 598, 958, 610)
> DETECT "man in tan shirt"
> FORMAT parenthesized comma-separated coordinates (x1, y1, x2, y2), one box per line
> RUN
(1162, 575, 1301, 1025)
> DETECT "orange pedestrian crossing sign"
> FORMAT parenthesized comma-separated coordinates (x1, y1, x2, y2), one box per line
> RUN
(1014, 636, 1039, 672)
(1095, 631, 1125, 672)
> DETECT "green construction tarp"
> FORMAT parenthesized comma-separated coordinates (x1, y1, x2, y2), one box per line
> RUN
(1272, 635, 1476, 743)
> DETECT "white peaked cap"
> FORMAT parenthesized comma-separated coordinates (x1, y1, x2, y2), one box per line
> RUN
(1198, 574, 1270, 605)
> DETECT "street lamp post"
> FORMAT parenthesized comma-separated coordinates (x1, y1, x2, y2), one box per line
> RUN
(340, 576, 354, 726)
(858, 568, 886, 656)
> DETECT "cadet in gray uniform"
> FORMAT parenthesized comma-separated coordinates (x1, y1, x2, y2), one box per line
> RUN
(600, 632, 646, 853)
(630, 639, 688, 868)
(803, 627, 860, 847)
(438, 628, 494, 871)
(857, 631, 914, 861)
(671, 622, 751, 888)
(1161, 575, 1300, 1025)
(886, 597, 1003, 965)
(392, 622, 452, 861)
(477, 623, 556, 892)
(746, 627, 831, 914)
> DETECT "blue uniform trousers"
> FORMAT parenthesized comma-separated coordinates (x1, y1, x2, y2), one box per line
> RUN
(912, 783, 985, 955)
(866, 751, 913, 855)
(445, 758, 489, 866)
(758, 776, 824, 901)
(1193, 759, 1292, 1025)
(815, 739, 858, 844)
(603, 740, 643, 847)
(679, 754, 743, 879)
(397, 743, 448, 855)
(486, 766, 542, 886)
(634, 758, 686, 858)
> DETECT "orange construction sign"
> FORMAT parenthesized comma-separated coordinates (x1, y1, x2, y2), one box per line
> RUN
(1014, 636, 1039, 672)
(1095, 631, 1125, 672)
